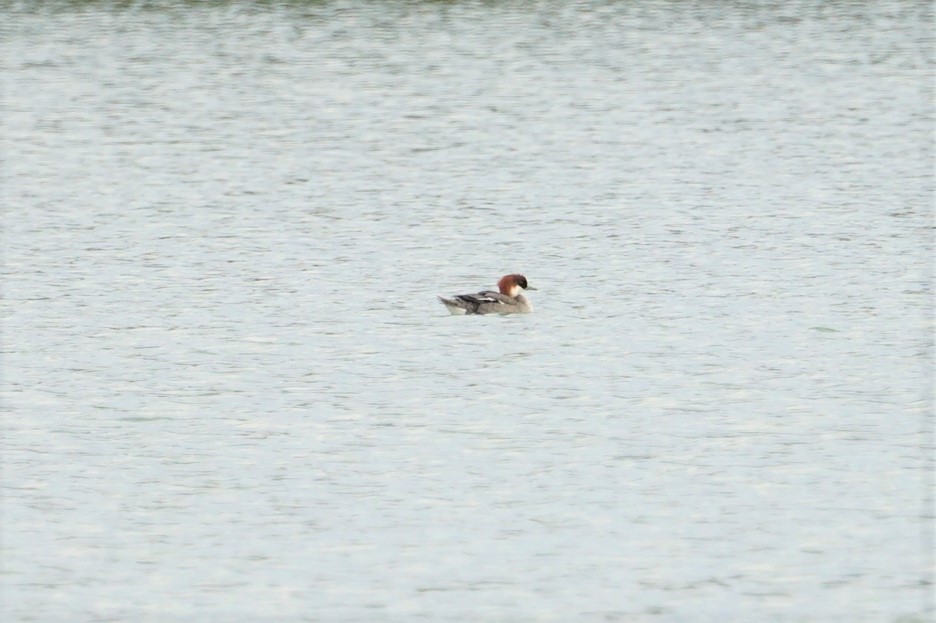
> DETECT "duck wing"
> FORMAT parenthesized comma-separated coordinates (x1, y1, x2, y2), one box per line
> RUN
(450, 290, 513, 313)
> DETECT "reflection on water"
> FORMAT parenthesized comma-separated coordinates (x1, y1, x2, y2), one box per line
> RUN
(3, 1, 932, 622)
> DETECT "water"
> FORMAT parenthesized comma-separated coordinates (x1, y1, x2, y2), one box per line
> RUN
(3, 1, 933, 621)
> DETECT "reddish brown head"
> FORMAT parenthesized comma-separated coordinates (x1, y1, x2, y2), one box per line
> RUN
(497, 274, 531, 297)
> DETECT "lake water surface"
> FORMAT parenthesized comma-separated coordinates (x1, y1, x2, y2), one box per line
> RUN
(3, 1, 933, 622)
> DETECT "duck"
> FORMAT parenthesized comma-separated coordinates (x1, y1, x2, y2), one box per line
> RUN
(438, 274, 536, 315)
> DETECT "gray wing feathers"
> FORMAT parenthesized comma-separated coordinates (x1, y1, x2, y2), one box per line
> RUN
(458, 291, 511, 305)
(440, 290, 517, 314)
(475, 291, 514, 304)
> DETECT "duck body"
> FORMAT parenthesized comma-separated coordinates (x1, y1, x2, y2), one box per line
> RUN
(438, 274, 536, 315)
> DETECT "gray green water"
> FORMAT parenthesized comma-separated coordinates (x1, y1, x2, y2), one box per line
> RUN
(3, 1, 933, 621)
